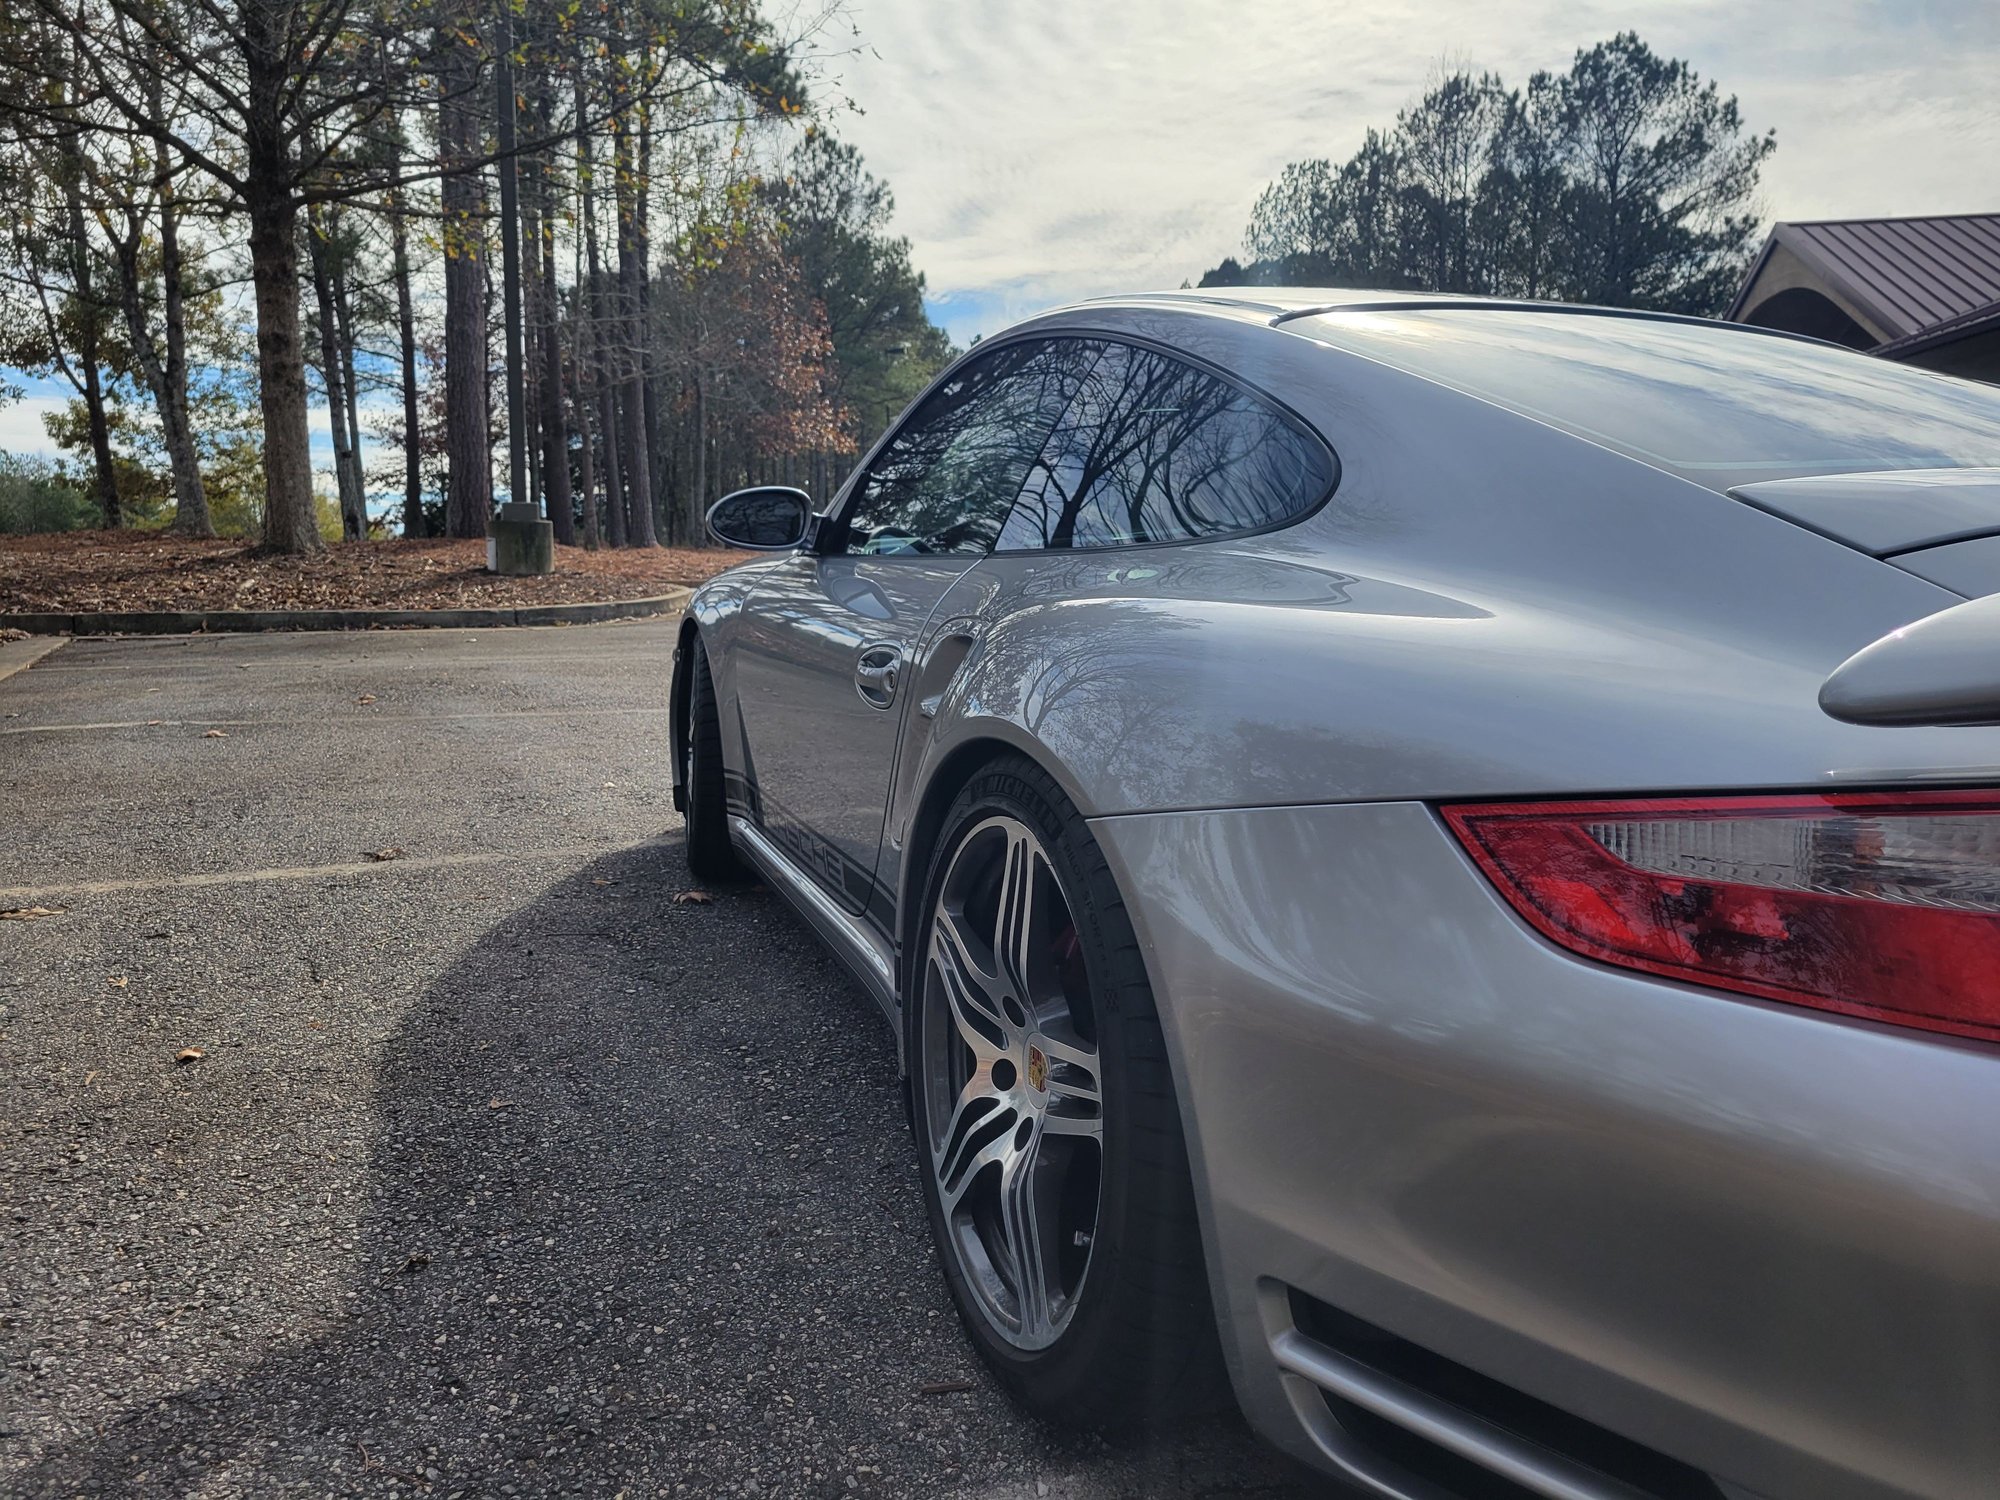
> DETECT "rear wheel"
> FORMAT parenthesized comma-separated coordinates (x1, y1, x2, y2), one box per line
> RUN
(909, 756, 1224, 1427)
(680, 637, 744, 883)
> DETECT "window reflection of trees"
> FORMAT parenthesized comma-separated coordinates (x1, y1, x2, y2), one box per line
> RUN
(839, 339, 1096, 555)
(999, 343, 1332, 551)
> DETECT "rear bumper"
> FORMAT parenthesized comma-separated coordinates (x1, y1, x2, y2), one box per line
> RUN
(1092, 800, 2000, 1500)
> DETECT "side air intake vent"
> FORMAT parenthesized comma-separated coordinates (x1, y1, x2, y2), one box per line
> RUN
(1280, 1289, 1725, 1500)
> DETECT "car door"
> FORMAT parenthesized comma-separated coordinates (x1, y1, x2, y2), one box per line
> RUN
(729, 337, 1098, 927)
(868, 336, 1338, 922)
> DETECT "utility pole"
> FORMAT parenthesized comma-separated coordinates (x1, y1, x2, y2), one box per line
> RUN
(486, 4, 554, 573)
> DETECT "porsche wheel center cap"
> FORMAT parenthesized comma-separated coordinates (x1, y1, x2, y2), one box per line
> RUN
(1025, 1044, 1049, 1094)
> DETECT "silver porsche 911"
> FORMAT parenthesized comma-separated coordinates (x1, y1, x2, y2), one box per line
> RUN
(668, 288, 2000, 1500)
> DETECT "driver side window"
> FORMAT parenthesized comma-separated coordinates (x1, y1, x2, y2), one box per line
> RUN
(831, 338, 1096, 556)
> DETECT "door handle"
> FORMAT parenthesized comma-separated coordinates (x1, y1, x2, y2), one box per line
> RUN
(855, 644, 902, 709)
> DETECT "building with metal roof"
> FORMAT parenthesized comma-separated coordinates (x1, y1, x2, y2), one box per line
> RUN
(1726, 213, 2000, 382)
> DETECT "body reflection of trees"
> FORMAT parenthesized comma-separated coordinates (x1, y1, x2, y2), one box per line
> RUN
(970, 603, 1209, 810)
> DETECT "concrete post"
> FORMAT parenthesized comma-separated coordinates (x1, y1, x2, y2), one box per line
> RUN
(487, 500, 554, 575)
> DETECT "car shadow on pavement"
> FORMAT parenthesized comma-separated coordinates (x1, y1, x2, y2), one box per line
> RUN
(15, 837, 1318, 1499)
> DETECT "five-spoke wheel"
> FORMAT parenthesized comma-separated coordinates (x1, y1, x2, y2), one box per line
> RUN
(910, 758, 1223, 1426)
(922, 815, 1104, 1349)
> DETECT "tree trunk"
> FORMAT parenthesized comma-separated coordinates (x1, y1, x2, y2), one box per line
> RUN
(690, 372, 707, 545)
(241, 2, 319, 554)
(307, 205, 364, 540)
(493, 6, 529, 512)
(390, 190, 424, 537)
(334, 259, 366, 533)
(522, 175, 543, 512)
(573, 305, 599, 549)
(599, 357, 627, 550)
(578, 75, 621, 547)
(152, 137, 212, 536)
(59, 163, 120, 526)
(569, 74, 599, 548)
(612, 103, 656, 547)
(440, 25, 493, 538)
(78, 345, 118, 529)
(109, 220, 208, 535)
(249, 188, 320, 553)
(536, 94, 574, 546)
(636, 96, 663, 543)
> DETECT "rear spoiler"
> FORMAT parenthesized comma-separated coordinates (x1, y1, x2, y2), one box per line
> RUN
(1821, 592, 2000, 726)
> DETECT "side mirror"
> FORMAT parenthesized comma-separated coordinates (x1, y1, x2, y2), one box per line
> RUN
(706, 486, 812, 550)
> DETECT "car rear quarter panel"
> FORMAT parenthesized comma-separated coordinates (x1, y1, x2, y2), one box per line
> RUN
(1091, 797, 2000, 1500)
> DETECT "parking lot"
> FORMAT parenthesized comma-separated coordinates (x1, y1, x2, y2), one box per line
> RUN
(0, 625, 1326, 1499)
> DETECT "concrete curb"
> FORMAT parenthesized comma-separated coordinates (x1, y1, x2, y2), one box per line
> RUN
(0, 634, 69, 682)
(0, 589, 693, 637)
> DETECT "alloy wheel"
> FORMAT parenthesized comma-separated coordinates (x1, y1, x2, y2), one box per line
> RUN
(921, 815, 1104, 1351)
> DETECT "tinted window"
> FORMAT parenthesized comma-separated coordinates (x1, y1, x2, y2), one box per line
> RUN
(995, 341, 1333, 550)
(833, 339, 1096, 555)
(1298, 309, 2000, 489)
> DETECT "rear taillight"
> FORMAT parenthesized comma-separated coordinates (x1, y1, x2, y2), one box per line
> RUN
(1442, 791, 2000, 1045)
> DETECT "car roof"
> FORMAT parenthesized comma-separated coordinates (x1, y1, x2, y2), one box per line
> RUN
(1052, 287, 1813, 343)
(1056, 286, 1461, 322)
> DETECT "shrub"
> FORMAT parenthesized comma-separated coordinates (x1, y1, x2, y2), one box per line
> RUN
(0, 454, 95, 534)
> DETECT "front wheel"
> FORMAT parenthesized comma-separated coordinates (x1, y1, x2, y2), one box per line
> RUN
(679, 637, 744, 883)
(909, 756, 1225, 1427)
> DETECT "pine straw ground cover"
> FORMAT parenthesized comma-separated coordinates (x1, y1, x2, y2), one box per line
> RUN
(0, 532, 753, 615)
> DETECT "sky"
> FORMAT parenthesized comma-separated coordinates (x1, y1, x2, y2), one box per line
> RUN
(4, 0, 1997, 471)
(819, 0, 2000, 345)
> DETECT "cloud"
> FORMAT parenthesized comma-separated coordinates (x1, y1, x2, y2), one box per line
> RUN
(826, 0, 2000, 343)
(0, 396, 69, 459)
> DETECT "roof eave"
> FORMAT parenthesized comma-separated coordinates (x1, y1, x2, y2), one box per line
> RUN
(1724, 230, 1782, 321)
(1873, 299, 2000, 359)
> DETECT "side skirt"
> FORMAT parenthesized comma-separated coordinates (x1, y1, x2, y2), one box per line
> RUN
(729, 815, 902, 1054)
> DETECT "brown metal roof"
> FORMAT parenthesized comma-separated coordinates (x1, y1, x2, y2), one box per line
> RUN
(1873, 295, 2000, 359)
(1730, 213, 2000, 340)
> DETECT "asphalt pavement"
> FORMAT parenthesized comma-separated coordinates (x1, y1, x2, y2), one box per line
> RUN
(0, 624, 1332, 1499)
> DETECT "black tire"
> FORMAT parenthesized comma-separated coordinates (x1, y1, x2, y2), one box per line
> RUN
(908, 754, 1226, 1428)
(681, 637, 745, 883)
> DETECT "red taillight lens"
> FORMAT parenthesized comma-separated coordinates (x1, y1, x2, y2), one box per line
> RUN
(1442, 791, 2000, 1044)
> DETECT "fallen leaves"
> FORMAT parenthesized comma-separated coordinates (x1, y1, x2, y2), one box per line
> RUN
(487, 1096, 512, 1110)
(671, 890, 713, 905)
(174, 1047, 205, 1065)
(106, 976, 128, 989)
(202, 728, 228, 739)
(355, 693, 377, 705)
(363, 847, 405, 862)
(401, 1251, 431, 1273)
(0, 531, 749, 614)
(0, 905, 64, 921)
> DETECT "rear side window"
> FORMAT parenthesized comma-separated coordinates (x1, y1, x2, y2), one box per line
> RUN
(833, 338, 1096, 555)
(995, 340, 1334, 550)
